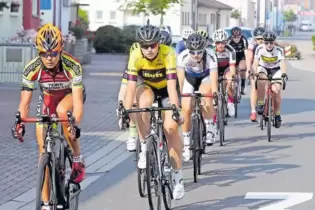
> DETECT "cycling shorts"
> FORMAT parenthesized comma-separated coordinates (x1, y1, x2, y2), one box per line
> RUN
(182, 72, 210, 94)
(137, 83, 169, 106)
(257, 66, 282, 84)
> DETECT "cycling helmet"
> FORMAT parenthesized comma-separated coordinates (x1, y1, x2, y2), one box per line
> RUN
(263, 31, 276, 41)
(159, 30, 172, 46)
(181, 27, 194, 39)
(35, 23, 63, 52)
(253, 27, 265, 37)
(136, 25, 161, 44)
(130, 42, 140, 53)
(186, 33, 207, 50)
(212, 29, 229, 42)
(231, 26, 242, 36)
(197, 30, 209, 39)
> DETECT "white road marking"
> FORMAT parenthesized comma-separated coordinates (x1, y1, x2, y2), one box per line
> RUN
(245, 192, 313, 210)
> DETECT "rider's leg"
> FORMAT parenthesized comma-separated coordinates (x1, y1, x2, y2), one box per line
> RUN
(225, 68, 235, 117)
(164, 106, 185, 200)
(181, 77, 194, 161)
(250, 75, 258, 121)
(135, 84, 154, 169)
(256, 67, 268, 114)
(238, 60, 247, 94)
(199, 78, 216, 145)
(271, 70, 283, 128)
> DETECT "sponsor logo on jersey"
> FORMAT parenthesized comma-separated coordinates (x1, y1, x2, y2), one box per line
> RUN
(23, 58, 41, 77)
(261, 55, 278, 63)
(61, 56, 81, 76)
(40, 82, 71, 90)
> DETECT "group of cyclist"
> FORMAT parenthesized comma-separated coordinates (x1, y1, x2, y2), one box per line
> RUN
(9, 22, 288, 209)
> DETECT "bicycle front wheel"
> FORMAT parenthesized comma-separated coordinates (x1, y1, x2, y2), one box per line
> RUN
(161, 140, 173, 210)
(146, 136, 162, 210)
(219, 96, 225, 146)
(137, 139, 146, 197)
(35, 153, 56, 210)
(191, 117, 200, 183)
(267, 95, 272, 142)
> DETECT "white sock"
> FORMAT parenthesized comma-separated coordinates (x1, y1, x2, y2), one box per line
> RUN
(251, 109, 256, 113)
(183, 132, 190, 146)
(204, 119, 214, 131)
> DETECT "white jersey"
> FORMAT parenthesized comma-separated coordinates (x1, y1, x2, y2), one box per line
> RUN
(254, 44, 284, 69)
(177, 48, 218, 77)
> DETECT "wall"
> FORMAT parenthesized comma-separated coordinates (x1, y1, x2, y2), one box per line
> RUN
(0, 2, 23, 40)
(23, 0, 40, 30)
(55, 0, 70, 34)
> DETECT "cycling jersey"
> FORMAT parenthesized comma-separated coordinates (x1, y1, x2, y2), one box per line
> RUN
(215, 44, 236, 73)
(127, 44, 177, 90)
(227, 36, 248, 62)
(177, 48, 218, 78)
(21, 52, 83, 95)
(175, 40, 186, 55)
(248, 41, 258, 64)
(254, 44, 284, 70)
(122, 42, 140, 84)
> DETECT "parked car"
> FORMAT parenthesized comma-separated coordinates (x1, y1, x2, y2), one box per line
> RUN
(224, 27, 254, 43)
(299, 23, 313, 32)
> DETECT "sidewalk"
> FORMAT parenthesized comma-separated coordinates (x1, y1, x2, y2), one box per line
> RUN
(0, 55, 131, 209)
(286, 41, 315, 72)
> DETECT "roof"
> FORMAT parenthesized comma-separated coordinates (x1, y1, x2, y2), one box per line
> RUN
(198, 0, 233, 10)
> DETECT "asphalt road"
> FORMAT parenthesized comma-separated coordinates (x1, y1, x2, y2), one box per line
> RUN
(77, 38, 315, 209)
(278, 31, 313, 41)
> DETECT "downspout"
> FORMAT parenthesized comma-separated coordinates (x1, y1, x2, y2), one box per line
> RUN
(58, 0, 62, 30)
(53, 0, 56, 25)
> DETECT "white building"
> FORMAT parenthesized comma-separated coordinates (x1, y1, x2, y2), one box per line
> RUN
(0, 0, 23, 40)
(86, 0, 233, 36)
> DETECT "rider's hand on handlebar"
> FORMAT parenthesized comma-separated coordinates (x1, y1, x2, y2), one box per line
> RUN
(68, 125, 81, 140)
(212, 92, 218, 107)
(281, 73, 288, 81)
(172, 107, 184, 125)
(11, 123, 25, 142)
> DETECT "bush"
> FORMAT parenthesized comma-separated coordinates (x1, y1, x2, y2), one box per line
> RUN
(312, 35, 315, 46)
(93, 25, 139, 54)
(283, 30, 291, 36)
(277, 42, 298, 56)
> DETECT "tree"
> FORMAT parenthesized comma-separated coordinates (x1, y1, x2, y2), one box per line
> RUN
(283, 9, 297, 22)
(128, 0, 182, 26)
(230, 9, 241, 20)
(78, 8, 89, 28)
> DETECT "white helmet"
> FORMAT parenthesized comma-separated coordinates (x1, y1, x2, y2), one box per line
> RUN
(212, 29, 229, 42)
(181, 27, 194, 39)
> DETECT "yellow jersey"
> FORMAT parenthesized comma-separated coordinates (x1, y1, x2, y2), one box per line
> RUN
(126, 44, 177, 89)
(121, 43, 140, 84)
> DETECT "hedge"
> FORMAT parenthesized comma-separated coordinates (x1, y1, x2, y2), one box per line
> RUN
(93, 25, 140, 54)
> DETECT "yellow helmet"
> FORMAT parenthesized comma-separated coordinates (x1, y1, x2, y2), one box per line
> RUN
(36, 23, 63, 52)
(197, 30, 209, 39)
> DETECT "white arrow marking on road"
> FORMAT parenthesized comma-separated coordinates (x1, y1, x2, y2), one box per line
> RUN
(245, 192, 313, 210)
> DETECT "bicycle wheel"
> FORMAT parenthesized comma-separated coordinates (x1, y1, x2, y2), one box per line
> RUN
(35, 153, 56, 210)
(267, 95, 272, 142)
(260, 114, 264, 130)
(191, 117, 200, 183)
(234, 81, 239, 119)
(137, 139, 146, 197)
(162, 139, 173, 210)
(146, 136, 162, 210)
(219, 95, 225, 146)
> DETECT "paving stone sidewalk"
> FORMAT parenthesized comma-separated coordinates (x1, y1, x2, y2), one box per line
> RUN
(0, 55, 126, 205)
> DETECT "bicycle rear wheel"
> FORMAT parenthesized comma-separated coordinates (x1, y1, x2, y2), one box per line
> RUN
(161, 140, 173, 210)
(219, 95, 225, 146)
(35, 153, 57, 210)
(191, 117, 200, 183)
(234, 81, 239, 119)
(146, 136, 162, 210)
(260, 114, 264, 130)
(137, 139, 146, 197)
(267, 95, 272, 142)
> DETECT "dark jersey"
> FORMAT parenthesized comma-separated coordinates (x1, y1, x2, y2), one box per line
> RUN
(227, 36, 248, 61)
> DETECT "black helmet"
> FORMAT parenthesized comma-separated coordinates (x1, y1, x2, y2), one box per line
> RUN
(263, 31, 276, 41)
(253, 27, 265, 37)
(136, 25, 161, 44)
(231, 26, 242, 36)
(186, 33, 207, 50)
(159, 30, 172, 46)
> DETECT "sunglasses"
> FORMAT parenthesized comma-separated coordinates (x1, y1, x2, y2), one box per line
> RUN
(40, 51, 59, 58)
(140, 43, 158, 50)
(256, 38, 263, 40)
(189, 50, 204, 55)
(264, 41, 274, 45)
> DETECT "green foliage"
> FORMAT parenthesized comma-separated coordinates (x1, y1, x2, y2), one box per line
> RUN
(283, 29, 291, 36)
(230, 9, 241, 20)
(312, 35, 315, 45)
(78, 8, 89, 26)
(283, 9, 298, 22)
(128, 0, 181, 25)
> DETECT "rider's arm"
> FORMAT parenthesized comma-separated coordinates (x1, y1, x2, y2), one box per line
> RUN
(118, 64, 128, 103)
(227, 45, 236, 76)
(71, 65, 84, 124)
(278, 47, 286, 74)
(166, 50, 180, 108)
(176, 51, 186, 93)
(243, 38, 251, 71)
(18, 91, 32, 119)
(124, 53, 138, 110)
(208, 51, 218, 93)
(253, 45, 262, 74)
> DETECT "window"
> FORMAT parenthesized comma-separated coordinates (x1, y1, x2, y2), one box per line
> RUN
(182, 12, 190, 25)
(210, 14, 215, 25)
(198, 13, 207, 25)
(11, 2, 20, 13)
(96, 10, 103, 20)
(32, 0, 38, 16)
(110, 11, 116, 20)
(216, 13, 221, 29)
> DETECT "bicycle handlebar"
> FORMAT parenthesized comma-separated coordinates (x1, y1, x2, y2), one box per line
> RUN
(254, 75, 287, 90)
(181, 93, 214, 97)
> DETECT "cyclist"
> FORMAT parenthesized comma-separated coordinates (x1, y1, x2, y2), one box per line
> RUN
(177, 33, 218, 161)
(197, 30, 214, 50)
(117, 30, 173, 151)
(123, 25, 185, 200)
(227, 26, 250, 95)
(253, 31, 288, 128)
(11, 23, 85, 209)
(212, 29, 237, 117)
(176, 26, 194, 55)
(248, 27, 265, 122)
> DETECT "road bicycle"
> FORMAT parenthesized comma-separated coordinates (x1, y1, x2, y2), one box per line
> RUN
(120, 98, 180, 210)
(234, 69, 247, 119)
(14, 111, 81, 210)
(181, 91, 216, 183)
(255, 74, 287, 142)
(217, 74, 229, 146)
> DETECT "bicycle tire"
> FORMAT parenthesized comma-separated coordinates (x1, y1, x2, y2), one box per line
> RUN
(234, 83, 239, 119)
(35, 153, 56, 210)
(162, 140, 173, 210)
(268, 95, 272, 142)
(191, 117, 200, 183)
(260, 114, 264, 130)
(146, 136, 162, 210)
(219, 95, 225, 146)
(136, 139, 146, 197)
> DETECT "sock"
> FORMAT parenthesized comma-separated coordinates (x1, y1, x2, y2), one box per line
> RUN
(252, 109, 256, 113)
(73, 154, 82, 163)
(129, 126, 138, 138)
(258, 100, 264, 106)
(183, 132, 190, 146)
(213, 114, 217, 123)
(228, 96, 234, 103)
(275, 111, 280, 116)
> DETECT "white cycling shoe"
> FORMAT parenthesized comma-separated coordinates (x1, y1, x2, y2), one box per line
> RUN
(137, 143, 147, 169)
(126, 136, 136, 152)
(172, 170, 185, 200)
(227, 103, 235, 117)
(182, 146, 191, 162)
